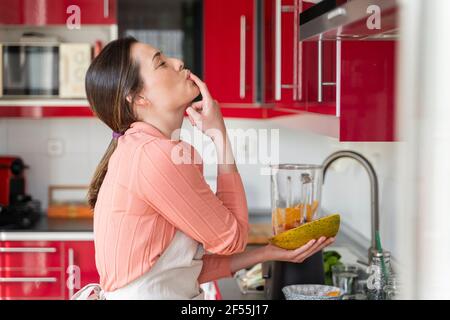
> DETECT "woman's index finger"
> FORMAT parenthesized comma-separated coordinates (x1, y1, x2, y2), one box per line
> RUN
(189, 72, 212, 99)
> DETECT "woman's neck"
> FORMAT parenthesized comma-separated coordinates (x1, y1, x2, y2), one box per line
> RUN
(139, 107, 186, 141)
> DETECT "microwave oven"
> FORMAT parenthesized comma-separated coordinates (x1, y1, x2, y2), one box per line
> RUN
(0, 43, 92, 98)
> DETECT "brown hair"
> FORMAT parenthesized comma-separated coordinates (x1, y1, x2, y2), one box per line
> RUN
(86, 37, 143, 209)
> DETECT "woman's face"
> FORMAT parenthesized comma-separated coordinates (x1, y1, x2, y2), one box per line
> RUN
(131, 42, 200, 112)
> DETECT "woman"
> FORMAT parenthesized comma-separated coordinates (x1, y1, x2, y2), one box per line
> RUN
(72, 37, 335, 300)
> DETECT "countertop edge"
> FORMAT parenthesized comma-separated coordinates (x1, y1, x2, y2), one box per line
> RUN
(0, 231, 94, 241)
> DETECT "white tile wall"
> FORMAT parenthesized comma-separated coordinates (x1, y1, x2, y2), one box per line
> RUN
(0, 119, 7, 151)
(0, 116, 398, 257)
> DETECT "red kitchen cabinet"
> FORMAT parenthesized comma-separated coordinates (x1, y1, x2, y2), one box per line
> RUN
(0, 240, 99, 300)
(0, 241, 65, 299)
(0, 241, 63, 268)
(204, 0, 255, 103)
(0, 269, 65, 299)
(262, 0, 337, 114)
(63, 241, 99, 299)
(301, 39, 338, 115)
(294, 1, 339, 115)
(0, 0, 116, 25)
(340, 41, 396, 141)
(263, 0, 299, 104)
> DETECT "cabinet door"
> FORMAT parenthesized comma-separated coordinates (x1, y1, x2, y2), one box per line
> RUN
(0, 241, 64, 300)
(0, 0, 116, 25)
(0, 241, 63, 269)
(204, 0, 255, 103)
(263, 0, 300, 104)
(302, 39, 338, 115)
(63, 241, 99, 299)
(340, 41, 396, 141)
(298, 1, 338, 115)
(0, 269, 64, 300)
(61, 0, 116, 25)
(0, 1, 21, 24)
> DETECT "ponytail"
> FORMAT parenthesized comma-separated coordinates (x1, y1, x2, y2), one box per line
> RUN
(87, 138, 118, 209)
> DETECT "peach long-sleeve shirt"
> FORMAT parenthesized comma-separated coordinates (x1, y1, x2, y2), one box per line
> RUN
(93, 121, 249, 292)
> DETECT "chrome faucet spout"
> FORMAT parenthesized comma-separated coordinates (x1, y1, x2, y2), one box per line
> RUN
(321, 150, 380, 262)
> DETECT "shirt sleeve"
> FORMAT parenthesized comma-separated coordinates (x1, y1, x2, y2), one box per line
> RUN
(198, 254, 234, 284)
(135, 139, 249, 255)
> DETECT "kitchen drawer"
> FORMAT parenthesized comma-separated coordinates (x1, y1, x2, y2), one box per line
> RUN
(0, 269, 65, 300)
(0, 241, 63, 268)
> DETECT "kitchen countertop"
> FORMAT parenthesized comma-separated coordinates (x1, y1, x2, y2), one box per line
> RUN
(0, 213, 273, 242)
(0, 215, 94, 240)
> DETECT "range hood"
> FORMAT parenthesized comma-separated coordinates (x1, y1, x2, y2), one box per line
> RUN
(300, 0, 399, 41)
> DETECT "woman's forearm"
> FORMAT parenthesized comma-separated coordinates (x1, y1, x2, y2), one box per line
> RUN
(229, 246, 269, 274)
(229, 237, 334, 277)
(213, 126, 238, 175)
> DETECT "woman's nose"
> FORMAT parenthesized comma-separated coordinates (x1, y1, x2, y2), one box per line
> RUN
(171, 57, 185, 71)
(178, 61, 185, 71)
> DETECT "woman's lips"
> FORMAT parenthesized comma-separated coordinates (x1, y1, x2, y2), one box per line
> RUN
(185, 70, 191, 80)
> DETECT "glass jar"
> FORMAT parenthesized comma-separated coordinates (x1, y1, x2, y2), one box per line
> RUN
(366, 251, 394, 300)
(331, 264, 359, 295)
(270, 164, 323, 235)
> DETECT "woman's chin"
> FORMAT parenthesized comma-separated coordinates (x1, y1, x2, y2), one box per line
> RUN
(187, 85, 200, 101)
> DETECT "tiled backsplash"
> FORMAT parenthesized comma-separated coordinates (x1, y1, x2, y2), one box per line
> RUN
(0, 115, 398, 257)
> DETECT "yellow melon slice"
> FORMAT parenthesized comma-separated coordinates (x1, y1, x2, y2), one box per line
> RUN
(269, 214, 340, 250)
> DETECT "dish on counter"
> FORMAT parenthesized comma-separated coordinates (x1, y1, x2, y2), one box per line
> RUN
(282, 284, 343, 300)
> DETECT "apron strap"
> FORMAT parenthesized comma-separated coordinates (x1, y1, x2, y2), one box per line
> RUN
(71, 283, 106, 300)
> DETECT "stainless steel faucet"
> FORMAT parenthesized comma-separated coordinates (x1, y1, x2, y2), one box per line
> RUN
(321, 150, 380, 262)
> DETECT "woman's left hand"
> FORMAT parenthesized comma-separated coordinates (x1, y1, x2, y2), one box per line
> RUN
(263, 237, 336, 263)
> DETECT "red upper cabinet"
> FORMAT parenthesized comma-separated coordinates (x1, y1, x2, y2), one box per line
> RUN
(204, 0, 255, 104)
(340, 41, 396, 142)
(0, 0, 116, 25)
(263, 0, 299, 104)
(302, 40, 338, 115)
(298, 1, 339, 115)
(262, 0, 338, 113)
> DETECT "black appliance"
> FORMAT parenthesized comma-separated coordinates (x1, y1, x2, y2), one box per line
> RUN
(0, 156, 41, 229)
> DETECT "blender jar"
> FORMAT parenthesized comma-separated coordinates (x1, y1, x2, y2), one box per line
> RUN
(270, 164, 323, 235)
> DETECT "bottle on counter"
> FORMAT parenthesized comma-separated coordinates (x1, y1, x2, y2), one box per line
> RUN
(366, 251, 394, 300)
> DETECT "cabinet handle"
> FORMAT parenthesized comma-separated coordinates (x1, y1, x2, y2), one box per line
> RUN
(0, 247, 57, 253)
(0, 277, 57, 283)
(336, 39, 341, 117)
(104, 0, 109, 18)
(68, 248, 75, 298)
(317, 38, 341, 117)
(318, 37, 323, 102)
(275, 1, 296, 101)
(240, 15, 246, 99)
(293, 0, 299, 101)
(275, 0, 282, 100)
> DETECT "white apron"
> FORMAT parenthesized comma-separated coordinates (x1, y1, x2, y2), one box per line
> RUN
(71, 230, 206, 300)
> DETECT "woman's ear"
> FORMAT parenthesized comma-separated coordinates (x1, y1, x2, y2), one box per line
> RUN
(126, 94, 148, 107)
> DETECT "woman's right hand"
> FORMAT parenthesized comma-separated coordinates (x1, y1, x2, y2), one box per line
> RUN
(186, 73, 226, 140)
(264, 237, 336, 263)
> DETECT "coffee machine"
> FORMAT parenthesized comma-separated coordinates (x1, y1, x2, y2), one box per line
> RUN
(0, 156, 41, 229)
(263, 164, 325, 300)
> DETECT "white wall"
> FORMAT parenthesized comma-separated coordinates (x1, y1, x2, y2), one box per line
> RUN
(0, 115, 398, 257)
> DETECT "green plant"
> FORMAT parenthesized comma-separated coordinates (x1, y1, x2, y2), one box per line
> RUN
(323, 250, 343, 285)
